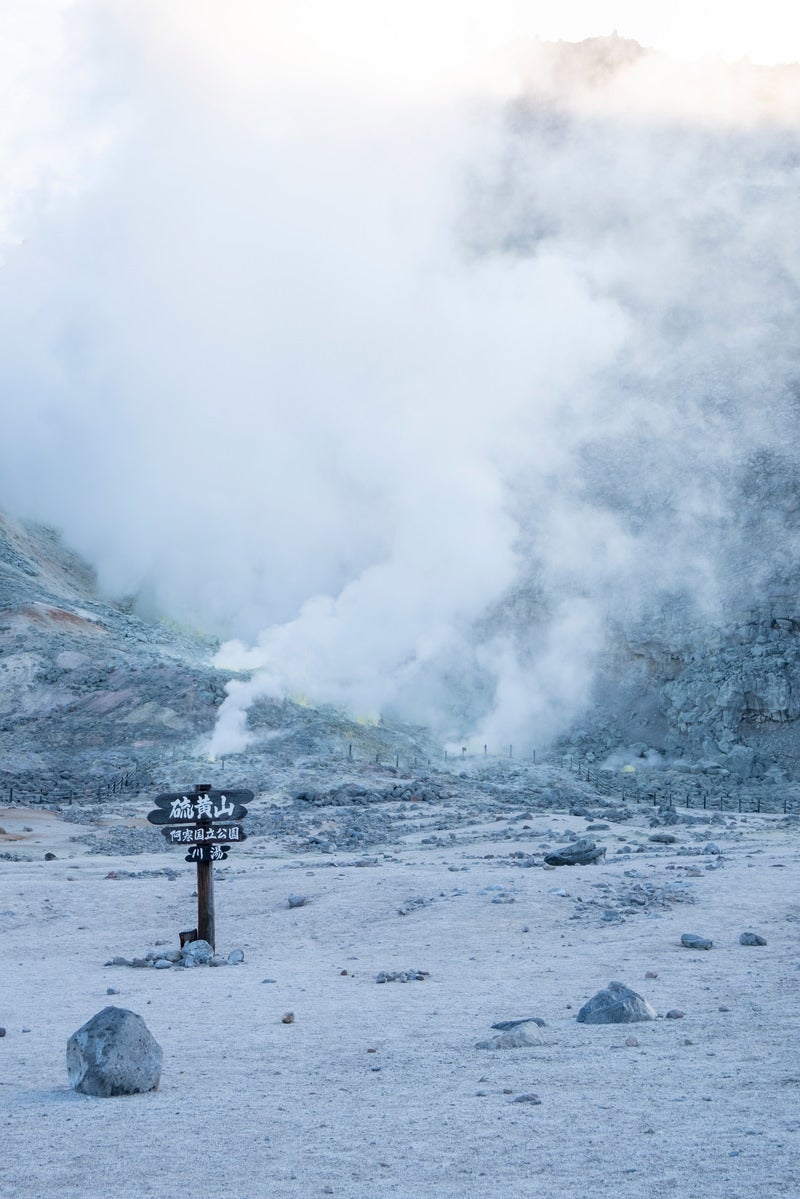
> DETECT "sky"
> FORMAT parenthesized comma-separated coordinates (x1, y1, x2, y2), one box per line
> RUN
(2, 2, 800, 756)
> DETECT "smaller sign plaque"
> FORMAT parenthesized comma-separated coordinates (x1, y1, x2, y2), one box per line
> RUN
(161, 824, 246, 845)
(185, 844, 230, 863)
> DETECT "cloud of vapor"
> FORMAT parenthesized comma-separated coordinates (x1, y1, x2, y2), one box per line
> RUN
(1, 8, 800, 757)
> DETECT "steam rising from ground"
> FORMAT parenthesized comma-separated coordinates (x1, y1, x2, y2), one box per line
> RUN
(1, 8, 800, 755)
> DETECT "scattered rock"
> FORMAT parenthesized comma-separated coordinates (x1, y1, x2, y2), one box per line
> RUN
(287, 894, 309, 908)
(281, 1012, 295, 1024)
(739, 932, 767, 946)
(645, 971, 658, 979)
(0, 1027, 6, 1037)
(577, 981, 657, 1024)
(397, 896, 434, 916)
(512, 1092, 542, 1104)
(665, 1009, 685, 1019)
(227, 949, 245, 964)
(44, 852, 57, 861)
(375, 970, 429, 983)
(625, 1035, 639, 1046)
(544, 838, 606, 866)
(476, 1021, 546, 1049)
(649, 832, 678, 844)
(67, 1006, 162, 1097)
(153, 959, 171, 970)
(681, 933, 713, 950)
(106, 988, 119, 996)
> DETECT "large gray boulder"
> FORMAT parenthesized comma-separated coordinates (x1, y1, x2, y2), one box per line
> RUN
(67, 1006, 162, 1097)
(577, 981, 657, 1024)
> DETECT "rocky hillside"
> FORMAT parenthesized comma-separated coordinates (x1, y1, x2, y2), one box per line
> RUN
(2, 507, 799, 806)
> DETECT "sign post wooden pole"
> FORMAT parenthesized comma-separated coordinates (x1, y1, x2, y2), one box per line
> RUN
(146, 782, 251, 951)
(193, 785, 215, 948)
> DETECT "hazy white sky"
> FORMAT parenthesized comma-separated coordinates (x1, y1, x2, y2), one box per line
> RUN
(142, 0, 800, 97)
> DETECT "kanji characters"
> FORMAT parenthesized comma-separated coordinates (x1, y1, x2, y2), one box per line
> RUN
(170, 796, 194, 819)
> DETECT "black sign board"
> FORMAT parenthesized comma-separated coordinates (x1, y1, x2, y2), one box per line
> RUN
(161, 824, 246, 845)
(147, 789, 250, 825)
(185, 844, 230, 863)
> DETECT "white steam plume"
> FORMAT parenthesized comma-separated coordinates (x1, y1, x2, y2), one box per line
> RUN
(1, 8, 799, 756)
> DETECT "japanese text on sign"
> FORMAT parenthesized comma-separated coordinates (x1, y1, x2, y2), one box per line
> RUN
(165, 825, 243, 844)
(168, 794, 236, 821)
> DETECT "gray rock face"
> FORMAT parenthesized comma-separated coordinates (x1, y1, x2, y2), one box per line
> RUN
(740, 931, 767, 946)
(577, 981, 657, 1024)
(681, 933, 713, 950)
(544, 838, 606, 866)
(67, 1007, 162, 1097)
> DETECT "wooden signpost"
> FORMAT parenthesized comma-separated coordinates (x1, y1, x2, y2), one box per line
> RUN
(147, 783, 252, 949)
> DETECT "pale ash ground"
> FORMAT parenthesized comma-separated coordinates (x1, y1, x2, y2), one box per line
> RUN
(0, 800, 798, 1199)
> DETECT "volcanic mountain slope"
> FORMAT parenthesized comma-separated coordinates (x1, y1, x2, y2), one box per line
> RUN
(0, 514, 439, 804)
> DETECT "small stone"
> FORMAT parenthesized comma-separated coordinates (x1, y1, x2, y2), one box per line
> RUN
(227, 949, 245, 965)
(165, 950, 182, 963)
(287, 894, 309, 908)
(0, 1028, 5, 1037)
(645, 971, 658, 979)
(476, 1021, 546, 1050)
(281, 1012, 295, 1024)
(739, 932, 767, 946)
(681, 934, 713, 950)
(665, 1009, 685, 1019)
(209, 955, 228, 967)
(106, 988, 119, 996)
(719, 1005, 731, 1012)
(131, 958, 149, 968)
(512, 1093, 542, 1104)
(181, 939, 213, 965)
(108, 956, 131, 967)
(44, 852, 57, 861)
(182, 956, 197, 968)
(649, 832, 677, 844)
(577, 981, 656, 1024)
(545, 838, 606, 867)
(153, 959, 172, 970)
(625, 1036, 639, 1047)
